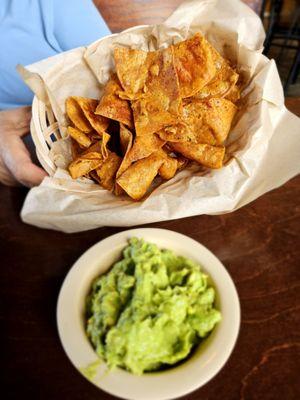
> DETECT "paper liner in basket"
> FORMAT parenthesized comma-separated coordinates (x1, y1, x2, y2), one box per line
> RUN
(18, 0, 300, 232)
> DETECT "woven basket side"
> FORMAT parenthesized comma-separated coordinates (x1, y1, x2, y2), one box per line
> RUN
(31, 96, 61, 176)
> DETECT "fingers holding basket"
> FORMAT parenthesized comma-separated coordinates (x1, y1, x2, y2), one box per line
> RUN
(0, 106, 47, 187)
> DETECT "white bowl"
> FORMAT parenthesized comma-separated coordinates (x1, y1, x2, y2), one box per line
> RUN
(57, 228, 240, 400)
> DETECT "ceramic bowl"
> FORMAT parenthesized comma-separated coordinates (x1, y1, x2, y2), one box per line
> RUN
(57, 228, 240, 400)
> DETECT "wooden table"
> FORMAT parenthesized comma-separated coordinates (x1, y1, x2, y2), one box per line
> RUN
(1, 1, 300, 399)
(96, 0, 264, 32)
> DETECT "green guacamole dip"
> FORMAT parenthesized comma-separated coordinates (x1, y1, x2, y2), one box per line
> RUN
(86, 238, 221, 375)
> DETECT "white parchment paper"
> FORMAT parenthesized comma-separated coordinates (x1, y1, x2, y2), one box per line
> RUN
(19, 0, 300, 232)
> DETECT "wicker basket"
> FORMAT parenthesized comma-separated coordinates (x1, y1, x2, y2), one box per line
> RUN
(30, 95, 62, 176)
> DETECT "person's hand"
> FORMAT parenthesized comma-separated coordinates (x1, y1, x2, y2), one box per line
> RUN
(0, 106, 47, 187)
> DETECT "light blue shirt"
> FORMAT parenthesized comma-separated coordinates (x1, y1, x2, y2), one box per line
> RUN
(0, 0, 111, 109)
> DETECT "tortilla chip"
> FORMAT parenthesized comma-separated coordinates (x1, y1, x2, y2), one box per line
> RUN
(157, 150, 178, 180)
(157, 101, 217, 145)
(95, 74, 133, 128)
(70, 137, 84, 159)
(196, 68, 239, 100)
(114, 132, 164, 196)
(101, 132, 111, 159)
(131, 96, 179, 136)
(114, 124, 134, 195)
(176, 156, 189, 170)
(166, 98, 236, 145)
(114, 46, 181, 136)
(74, 97, 109, 135)
(173, 33, 216, 98)
(157, 123, 191, 143)
(195, 126, 219, 145)
(95, 152, 121, 191)
(159, 161, 177, 180)
(119, 123, 133, 156)
(68, 152, 103, 179)
(117, 152, 165, 200)
(87, 131, 104, 144)
(170, 142, 225, 169)
(197, 98, 237, 143)
(117, 124, 133, 177)
(114, 47, 149, 99)
(66, 97, 92, 133)
(67, 126, 92, 148)
(118, 133, 165, 177)
(159, 123, 217, 145)
(183, 101, 219, 145)
(195, 46, 239, 100)
(89, 169, 101, 185)
(225, 84, 241, 102)
(130, 134, 165, 161)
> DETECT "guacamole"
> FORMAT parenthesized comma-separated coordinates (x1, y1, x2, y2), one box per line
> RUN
(86, 238, 221, 375)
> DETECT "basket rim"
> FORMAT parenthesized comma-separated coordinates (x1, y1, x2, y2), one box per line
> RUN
(30, 96, 57, 176)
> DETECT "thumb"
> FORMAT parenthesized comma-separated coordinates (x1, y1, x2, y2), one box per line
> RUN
(17, 160, 48, 187)
(1, 134, 47, 187)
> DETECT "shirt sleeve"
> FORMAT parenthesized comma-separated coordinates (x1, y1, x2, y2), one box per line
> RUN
(0, 0, 111, 110)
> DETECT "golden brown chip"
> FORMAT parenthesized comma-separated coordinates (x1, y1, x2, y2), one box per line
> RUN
(159, 162, 177, 180)
(67, 126, 92, 148)
(119, 123, 133, 156)
(66, 97, 92, 133)
(225, 84, 241, 102)
(95, 152, 121, 191)
(195, 44, 239, 100)
(68, 152, 103, 179)
(157, 101, 217, 145)
(89, 170, 101, 184)
(131, 96, 180, 137)
(95, 74, 133, 128)
(165, 98, 236, 145)
(196, 68, 238, 100)
(195, 126, 218, 145)
(114, 124, 134, 196)
(157, 123, 191, 143)
(115, 132, 164, 197)
(114, 47, 149, 99)
(117, 152, 165, 200)
(130, 134, 165, 162)
(114, 186, 124, 196)
(182, 101, 218, 144)
(70, 137, 84, 159)
(122, 133, 166, 177)
(176, 156, 189, 170)
(173, 33, 216, 98)
(88, 131, 105, 144)
(74, 97, 109, 135)
(101, 132, 111, 159)
(159, 123, 217, 145)
(83, 140, 102, 154)
(197, 98, 237, 143)
(117, 124, 134, 178)
(170, 142, 225, 169)
(114, 46, 182, 136)
(157, 150, 178, 180)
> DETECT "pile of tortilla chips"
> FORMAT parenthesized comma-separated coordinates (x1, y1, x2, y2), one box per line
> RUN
(67, 33, 240, 200)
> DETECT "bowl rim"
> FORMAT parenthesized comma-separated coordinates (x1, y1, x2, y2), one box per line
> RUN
(57, 228, 240, 400)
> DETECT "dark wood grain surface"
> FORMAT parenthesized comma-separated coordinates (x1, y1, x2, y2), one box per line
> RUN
(1, 1, 300, 399)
